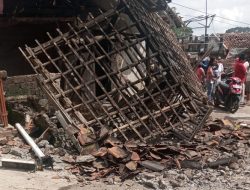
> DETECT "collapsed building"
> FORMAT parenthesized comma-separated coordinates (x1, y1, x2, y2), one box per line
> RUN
(0, 2, 250, 185)
(18, 0, 212, 154)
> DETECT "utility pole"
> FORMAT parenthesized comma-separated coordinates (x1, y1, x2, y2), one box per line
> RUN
(204, 0, 208, 51)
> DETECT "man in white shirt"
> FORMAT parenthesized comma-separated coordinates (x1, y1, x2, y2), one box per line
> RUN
(244, 60, 250, 104)
(217, 57, 224, 82)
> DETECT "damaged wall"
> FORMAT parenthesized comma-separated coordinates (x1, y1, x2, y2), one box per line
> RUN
(0, 22, 68, 76)
(3, 74, 44, 98)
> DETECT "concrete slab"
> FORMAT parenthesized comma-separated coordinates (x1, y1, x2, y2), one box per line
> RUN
(1, 158, 36, 171)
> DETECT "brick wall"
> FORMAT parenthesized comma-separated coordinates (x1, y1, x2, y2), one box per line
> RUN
(3, 74, 45, 97)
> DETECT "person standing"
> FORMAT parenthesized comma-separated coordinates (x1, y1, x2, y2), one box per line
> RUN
(202, 56, 210, 73)
(206, 57, 216, 102)
(196, 64, 205, 84)
(234, 54, 247, 105)
(244, 59, 250, 104)
(216, 57, 224, 82)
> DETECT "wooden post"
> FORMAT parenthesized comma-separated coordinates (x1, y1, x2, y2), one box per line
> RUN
(0, 70, 8, 127)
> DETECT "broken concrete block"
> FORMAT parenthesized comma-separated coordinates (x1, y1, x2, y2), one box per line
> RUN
(0, 137, 8, 145)
(37, 140, 50, 148)
(140, 160, 165, 172)
(1, 158, 36, 171)
(10, 147, 28, 158)
(0, 128, 18, 138)
(92, 160, 106, 169)
(1, 146, 11, 154)
(75, 155, 96, 163)
(38, 99, 49, 109)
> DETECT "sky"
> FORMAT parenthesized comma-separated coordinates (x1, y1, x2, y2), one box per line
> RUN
(168, 0, 250, 35)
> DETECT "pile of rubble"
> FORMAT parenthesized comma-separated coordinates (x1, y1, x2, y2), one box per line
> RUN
(0, 1, 250, 189)
(19, 0, 211, 156)
(71, 118, 249, 180)
(0, 100, 249, 184)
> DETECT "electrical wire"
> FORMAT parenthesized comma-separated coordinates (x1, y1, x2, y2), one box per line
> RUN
(181, 14, 247, 28)
(171, 2, 250, 26)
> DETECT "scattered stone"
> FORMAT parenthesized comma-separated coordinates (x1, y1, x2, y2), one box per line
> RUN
(51, 175, 62, 179)
(104, 177, 114, 185)
(113, 176, 122, 184)
(53, 164, 64, 171)
(92, 160, 106, 169)
(183, 169, 193, 179)
(37, 140, 50, 148)
(131, 151, 140, 161)
(53, 155, 63, 163)
(75, 155, 96, 163)
(81, 165, 96, 173)
(61, 155, 75, 163)
(126, 161, 137, 171)
(235, 169, 242, 174)
(140, 179, 158, 189)
(0, 128, 18, 138)
(140, 160, 165, 172)
(209, 176, 217, 182)
(77, 177, 84, 183)
(158, 179, 169, 189)
(219, 170, 226, 176)
(177, 174, 188, 181)
(139, 172, 156, 180)
(207, 158, 214, 163)
(192, 172, 203, 179)
(44, 145, 55, 155)
(10, 147, 26, 157)
(92, 147, 108, 157)
(45, 144, 54, 149)
(170, 179, 181, 188)
(38, 99, 49, 110)
(167, 170, 179, 175)
(0, 137, 8, 145)
(107, 147, 128, 159)
(58, 148, 66, 157)
(1, 146, 11, 154)
(229, 162, 240, 170)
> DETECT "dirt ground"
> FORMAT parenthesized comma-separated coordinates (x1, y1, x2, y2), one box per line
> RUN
(0, 105, 250, 190)
(0, 169, 146, 190)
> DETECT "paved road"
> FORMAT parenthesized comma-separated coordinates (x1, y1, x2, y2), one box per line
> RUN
(211, 105, 250, 120)
(0, 169, 77, 190)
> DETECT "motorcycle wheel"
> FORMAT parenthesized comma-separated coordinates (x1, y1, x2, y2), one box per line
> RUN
(228, 97, 239, 113)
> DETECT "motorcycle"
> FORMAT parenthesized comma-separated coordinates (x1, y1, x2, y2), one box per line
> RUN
(214, 76, 242, 113)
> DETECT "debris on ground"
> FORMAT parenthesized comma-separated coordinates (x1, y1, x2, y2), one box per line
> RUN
(0, 0, 249, 189)
(1, 100, 249, 183)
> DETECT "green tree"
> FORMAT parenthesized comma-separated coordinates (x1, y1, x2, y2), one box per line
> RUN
(173, 26, 193, 38)
(226, 27, 250, 33)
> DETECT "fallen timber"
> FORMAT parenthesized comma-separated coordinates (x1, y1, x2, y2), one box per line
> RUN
(20, 0, 212, 154)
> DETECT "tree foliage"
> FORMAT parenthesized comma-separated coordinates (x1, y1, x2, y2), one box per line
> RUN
(173, 26, 193, 38)
(226, 27, 250, 33)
